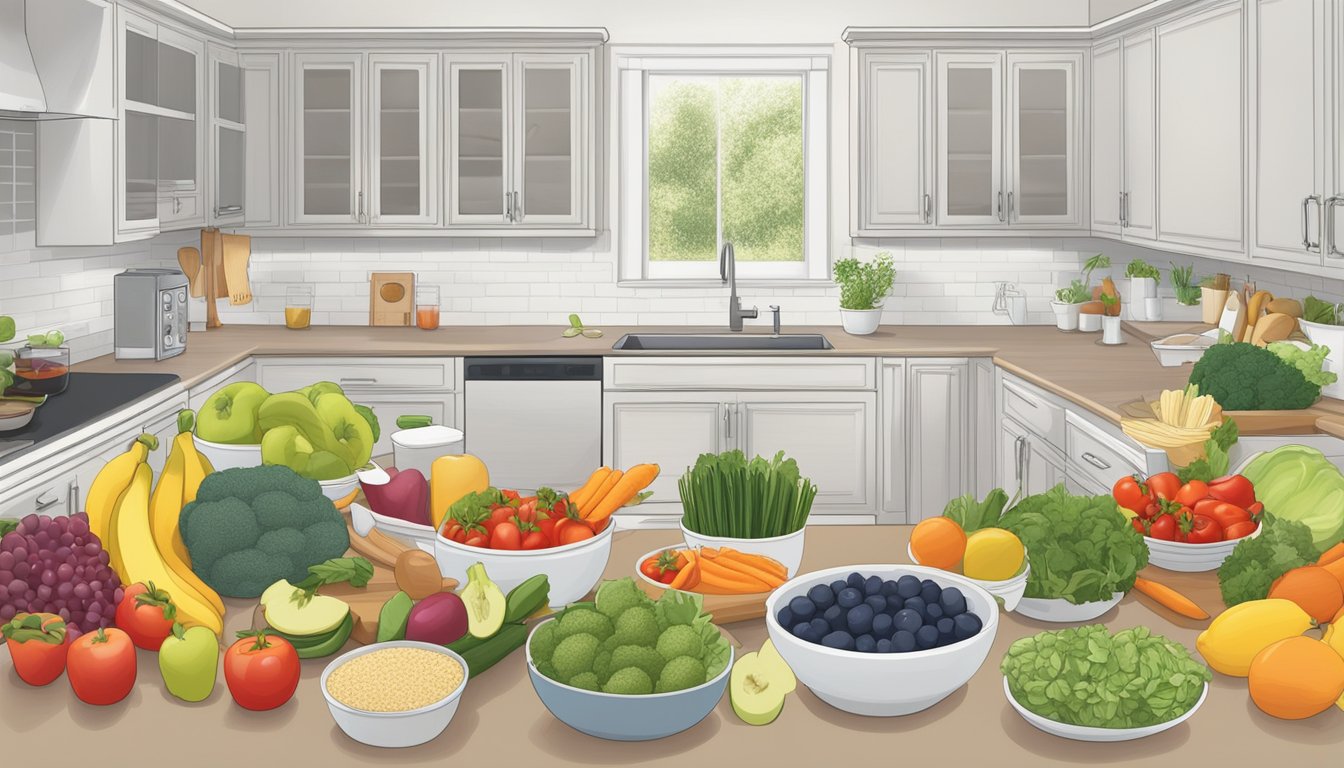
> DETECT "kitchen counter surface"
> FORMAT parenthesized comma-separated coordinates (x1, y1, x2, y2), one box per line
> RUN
(2, 526, 1335, 765)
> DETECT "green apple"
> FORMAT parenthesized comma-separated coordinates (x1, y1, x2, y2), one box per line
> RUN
(159, 623, 219, 702)
(260, 580, 350, 636)
(196, 382, 270, 444)
(730, 639, 796, 726)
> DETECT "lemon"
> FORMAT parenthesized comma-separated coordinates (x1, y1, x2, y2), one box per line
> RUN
(962, 529, 1025, 581)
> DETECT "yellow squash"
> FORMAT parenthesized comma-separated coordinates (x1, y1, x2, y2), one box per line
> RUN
(430, 454, 490, 530)
(1196, 598, 1313, 677)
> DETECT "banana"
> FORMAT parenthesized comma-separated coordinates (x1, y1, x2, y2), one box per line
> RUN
(115, 463, 223, 635)
(84, 434, 157, 546)
(149, 428, 226, 617)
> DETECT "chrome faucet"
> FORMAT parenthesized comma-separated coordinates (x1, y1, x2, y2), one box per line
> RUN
(720, 242, 757, 332)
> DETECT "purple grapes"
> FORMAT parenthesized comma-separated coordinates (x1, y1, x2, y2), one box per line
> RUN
(0, 512, 120, 633)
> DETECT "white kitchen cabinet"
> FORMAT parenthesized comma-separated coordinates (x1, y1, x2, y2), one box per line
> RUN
(152, 25, 206, 230)
(999, 416, 1065, 498)
(187, 360, 258, 413)
(1250, 0, 1328, 267)
(971, 358, 997, 497)
(1090, 38, 1123, 236)
(879, 360, 907, 517)
(603, 392, 729, 520)
(369, 55, 439, 225)
(291, 53, 362, 224)
(905, 359, 970, 520)
(1006, 52, 1081, 225)
(853, 51, 933, 230)
(1121, 29, 1157, 241)
(447, 52, 592, 230)
(1156, 0, 1246, 257)
(936, 52, 1004, 226)
(242, 52, 283, 228)
(738, 393, 878, 511)
(209, 43, 246, 226)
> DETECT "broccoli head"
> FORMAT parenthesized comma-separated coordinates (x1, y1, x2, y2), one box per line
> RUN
(179, 465, 350, 598)
(655, 655, 707, 693)
(1188, 342, 1321, 411)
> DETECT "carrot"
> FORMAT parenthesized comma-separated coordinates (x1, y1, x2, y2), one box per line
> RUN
(1133, 576, 1209, 620)
(711, 552, 786, 587)
(669, 550, 700, 590)
(716, 547, 787, 580)
(1318, 542, 1344, 567)
(697, 557, 770, 592)
(569, 467, 612, 510)
(585, 464, 660, 522)
(577, 470, 623, 518)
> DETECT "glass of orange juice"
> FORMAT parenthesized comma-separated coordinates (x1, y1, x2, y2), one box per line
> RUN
(416, 285, 440, 330)
(285, 285, 313, 329)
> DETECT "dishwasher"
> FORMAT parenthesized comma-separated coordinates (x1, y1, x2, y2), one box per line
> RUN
(462, 357, 602, 493)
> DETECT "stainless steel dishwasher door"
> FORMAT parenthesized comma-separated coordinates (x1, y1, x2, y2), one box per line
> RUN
(462, 357, 602, 493)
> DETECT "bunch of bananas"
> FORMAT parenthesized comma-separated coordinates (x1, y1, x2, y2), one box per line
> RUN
(1121, 385, 1222, 449)
(85, 412, 224, 633)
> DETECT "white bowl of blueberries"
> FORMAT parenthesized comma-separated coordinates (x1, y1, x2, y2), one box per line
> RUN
(764, 564, 999, 717)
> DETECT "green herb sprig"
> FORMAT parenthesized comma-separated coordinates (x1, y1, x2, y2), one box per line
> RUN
(833, 253, 896, 310)
(678, 450, 816, 538)
(1169, 264, 1201, 306)
(1124, 259, 1161, 281)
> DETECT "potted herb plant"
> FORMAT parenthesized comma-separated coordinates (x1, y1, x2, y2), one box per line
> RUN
(833, 252, 895, 336)
(1051, 280, 1088, 331)
(1124, 259, 1160, 321)
(1072, 254, 1112, 333)
(1300, 296, 1344, 400)
(1167, 263, 1203, 322)
(1099, 293, 1123, 344)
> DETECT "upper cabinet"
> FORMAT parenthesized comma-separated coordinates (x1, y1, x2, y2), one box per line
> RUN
(1090, 29, 1157, 242)
(1006, 52, 1081, 225)
(851, 51, 932, 230)
(936, 52, 1005, 226)
(209, 44, 246, 226)
(447, 52, 592, 230)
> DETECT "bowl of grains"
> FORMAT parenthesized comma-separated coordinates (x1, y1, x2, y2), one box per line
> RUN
(321, 641, 469, 748)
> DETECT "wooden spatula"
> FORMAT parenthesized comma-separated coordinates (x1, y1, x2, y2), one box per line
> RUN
(177, 247, 202, 298)
(221, 233, 252, 305)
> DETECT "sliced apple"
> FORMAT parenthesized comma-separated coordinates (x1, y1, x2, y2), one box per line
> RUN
(260, 579, 350, 636)
(730, 639, 797, 726)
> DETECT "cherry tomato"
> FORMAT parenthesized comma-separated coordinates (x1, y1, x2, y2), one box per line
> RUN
(537, 515, 557, 545)
(490, 520, 523, 550)
(1247, 501, 1265, 519)
(1200, 501, 1251, 531)
(1183, 513, 1223, 544)
(2, 612, 70, 687)
(558, 522, 596, 545)
(1145, 472, 1182, 502)
(484, 505, 515, 534)
(1223, 520, 1258, 540)
(463, 532, 489, 548)
(1131, 517, 1148, 535)
(515, 501, 538, 525)
(501, 489, 522, 502)
(639, 558, 663, 581)
(1174, 480, 1210, 507)
(114, 582, 176, 651)
(224, 630, 300, 711)
(1137, 501, 1162, 520)
(1112, 475, 1151, 514)
(1208, 474, 1256, 509)
(67, 627, 136, 706)
(521, 527, 548, 550)
(1147, 514, 1177, 541)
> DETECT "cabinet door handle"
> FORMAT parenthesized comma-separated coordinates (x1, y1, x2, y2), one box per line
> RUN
(1304, 195, 1322, 252)
(1326, 196, 1344, 259)
(357, 190, 365, 223)
(505, 192, 514, 222)
(722, 404, 732, 440)
(1081, 452, 1111, 471)
(1007, 191, 1014, 221)
(1013, 435, 1028, 498)
(67, 479, 79, 516)
(513, 191, 522, 222)
(997, 191, 1005, 221)
(338, 377, 378, 386)
(216, 205, 242, 216)
(923, 192, 931, 223)
(34, 489, 61, 512)
(1121, 192, 1128, 228)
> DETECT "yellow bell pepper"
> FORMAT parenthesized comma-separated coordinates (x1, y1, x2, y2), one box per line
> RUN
(430, 454, 490, 530)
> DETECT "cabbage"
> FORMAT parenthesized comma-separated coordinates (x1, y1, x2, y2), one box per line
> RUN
(1242, 445, 1344, 552)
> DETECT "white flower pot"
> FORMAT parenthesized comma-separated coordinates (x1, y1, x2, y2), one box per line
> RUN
(1051, 301, 1081, 331)
(1078, 313, 1102, 333)
(1144, 297, 1163, 322)
(839, 308, 882, 335)
(1301, 319, 1344, 400)
(1101, 315, 1124, 345)
(1129, 276, 1157, 300)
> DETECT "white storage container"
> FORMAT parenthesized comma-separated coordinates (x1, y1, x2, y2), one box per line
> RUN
(391, 426, 464, 476)
(1300, 319, 1344, 400)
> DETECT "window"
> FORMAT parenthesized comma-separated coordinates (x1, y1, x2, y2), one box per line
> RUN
(618, 49, 830, 281)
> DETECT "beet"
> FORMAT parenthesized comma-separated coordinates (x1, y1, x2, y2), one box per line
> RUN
(361, 468, 432, 527)
(405, 592, 468, 644)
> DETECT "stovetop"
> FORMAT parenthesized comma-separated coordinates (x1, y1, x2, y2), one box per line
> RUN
(0, 372, 181, 466)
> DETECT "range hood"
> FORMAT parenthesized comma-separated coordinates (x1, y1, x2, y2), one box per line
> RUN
(0, 0, 114, 121)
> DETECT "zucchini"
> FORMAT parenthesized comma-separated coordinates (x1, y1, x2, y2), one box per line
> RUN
(458, 622, 529, 676)
(503, 575, 550, 624)
(376, 591, 414, 643)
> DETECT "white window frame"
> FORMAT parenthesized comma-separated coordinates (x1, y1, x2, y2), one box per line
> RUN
(617, 47, 831, 283)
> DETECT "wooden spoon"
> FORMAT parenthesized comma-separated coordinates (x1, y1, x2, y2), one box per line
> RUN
(177, 247, 202, 298)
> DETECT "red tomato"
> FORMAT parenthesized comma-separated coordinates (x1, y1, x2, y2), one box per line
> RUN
(558, 522, 596, 546)
(224, 631, 300, 711)
(1112, 475, 1151, 514)
(521, 527, 548, 550)
(1174, 480, 1210, 507)
(1145, 472, 1182, 502)
(1200, 501, 1251, 531)
(484, 506, 515, 534)
(1137, 501, 1162, 520)
(463, 531, 489, 548)
(1208, 474, 1256, 509)
(490, 520, 523, 550)
(537, 515, 557, 545)
(2, 613, 70, 687)
(1183, 513, 1223, 544)
(639, 557, 663, 580)
(1147, 514, 1177, 541)
(501, 489, 522, 502)
(1131, 518, 1148, 535)
(67, 627, 136, 705)
(1247, 501, 1265, 519)
(1224, 520, 1258, 540)
(114, 582, 176, 651)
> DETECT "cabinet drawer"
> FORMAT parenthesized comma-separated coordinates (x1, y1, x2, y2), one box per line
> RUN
(256, 357, 456, 392)
(1002, 377, 1064, 449)
(1065, 417, 1144, 488)
(605, 357, 876, 391)
(355, 393, 456, 460)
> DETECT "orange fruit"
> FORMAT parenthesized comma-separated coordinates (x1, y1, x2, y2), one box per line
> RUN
(909, 517, 967, 571)
(1268, 565, 1344, 624)
(1248, 636, 1344, 720)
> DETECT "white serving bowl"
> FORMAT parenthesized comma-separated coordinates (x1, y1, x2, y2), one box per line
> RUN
(321, 641, 469, 748)
(680, 521, 806, 577)
(1015, 592, 1124, 623)
(391, 425, 464, 480)
(765, 564, 999, 717)
(318, 467, 365, 503)
(632, 546, 775, 594)
(906, 544, 1031, 612)
(1004, 677, 1208, 742)
(1143, 523, 1261, 572)
(434, 521, 614, 607)
(349, 501, 437, 555)
(193, 435, 262, 470)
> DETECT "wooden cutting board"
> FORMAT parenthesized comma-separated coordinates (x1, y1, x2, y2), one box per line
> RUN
(319, 566, 458, 645)
(632, 579, 771, 625)
(369, 272, 415, 326)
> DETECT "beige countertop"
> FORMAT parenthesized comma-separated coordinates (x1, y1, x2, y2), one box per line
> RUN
(3, 526, 1335, 765)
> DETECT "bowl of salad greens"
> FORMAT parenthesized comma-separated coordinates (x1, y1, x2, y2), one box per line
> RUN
(1002, 625, 1211, 741)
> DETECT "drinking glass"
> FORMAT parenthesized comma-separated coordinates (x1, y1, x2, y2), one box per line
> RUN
(416, 285, 441, 330)
(285, 284, 313, 330)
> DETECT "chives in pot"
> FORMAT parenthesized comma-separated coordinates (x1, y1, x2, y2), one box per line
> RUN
(678, 450, 817, 576)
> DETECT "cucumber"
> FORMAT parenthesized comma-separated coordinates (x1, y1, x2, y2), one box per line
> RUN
(376, 591, 414, 643)
(458, 623, 529, 677)
(502, 575, 550, 624)
(395, 415, 433, 429)
(447, 624, 514, 655)
(293, 613, 355, 659)
(270, 610, 352, 650)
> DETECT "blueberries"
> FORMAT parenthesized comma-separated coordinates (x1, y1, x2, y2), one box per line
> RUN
(821, 630, 856, 651)
(846, 603, 875, 636)
(855, 633, 877, 653)
(939, 587, 967, 617)
(776, 606, 794, 628)
(823, 605, 845, 632)
(876, 638, 894, 653)
(953, 612, 983, 641)
(903, 596, 927, 618)
(863, 575, 883, 596)
(925, 602, 944, 622)
(864, 595, 887, 614)
(894, 608, 923, 634)
(836, 587, 863, 609)
(789, 596, 817, 622)
(892, 630, 917, 652)
(830, 579, 848, 596)
(792, 621, 819, 643)
(896, 574, 922, 599)
(808, 584, 836, 610)
(809, 617, 831, 638)
(846, 572, 866, 590)
(871, 612, 894, 639)
(915, 624, 939, 650)
(936, 617, 956, 646)
(880, 579, 901, 597)
(884, 595, 905, 614)
(920, 579, 942, 605)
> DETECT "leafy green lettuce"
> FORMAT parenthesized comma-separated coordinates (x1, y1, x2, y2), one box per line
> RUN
(1242, 445, 1344, 552)
(997, 485, 1149, 604)
(1267, 342, 1338, 389)
(1217, 514, 1320, 607)
(1001, 625, 1210, 728)
(942, 489, 1010, 533)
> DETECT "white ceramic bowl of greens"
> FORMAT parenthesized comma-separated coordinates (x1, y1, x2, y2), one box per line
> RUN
(906, 543, 1030, 612)
(680, 523, 806, 577)
(1004, 677, 1208, 741)
(1015, 593, 1124, 623)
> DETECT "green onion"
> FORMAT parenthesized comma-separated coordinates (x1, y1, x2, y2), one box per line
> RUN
(678, 450, 816, 538)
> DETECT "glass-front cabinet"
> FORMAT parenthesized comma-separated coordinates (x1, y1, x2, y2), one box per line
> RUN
(210, 44, 245, 225)
(369, 55, 438, 224)
(1007, 52, 1079, 225)
(292, 54, 361, 224)
(936, 53, 1003, 225)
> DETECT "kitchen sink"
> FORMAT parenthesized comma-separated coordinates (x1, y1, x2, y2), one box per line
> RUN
(611, 333, 834, 350)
